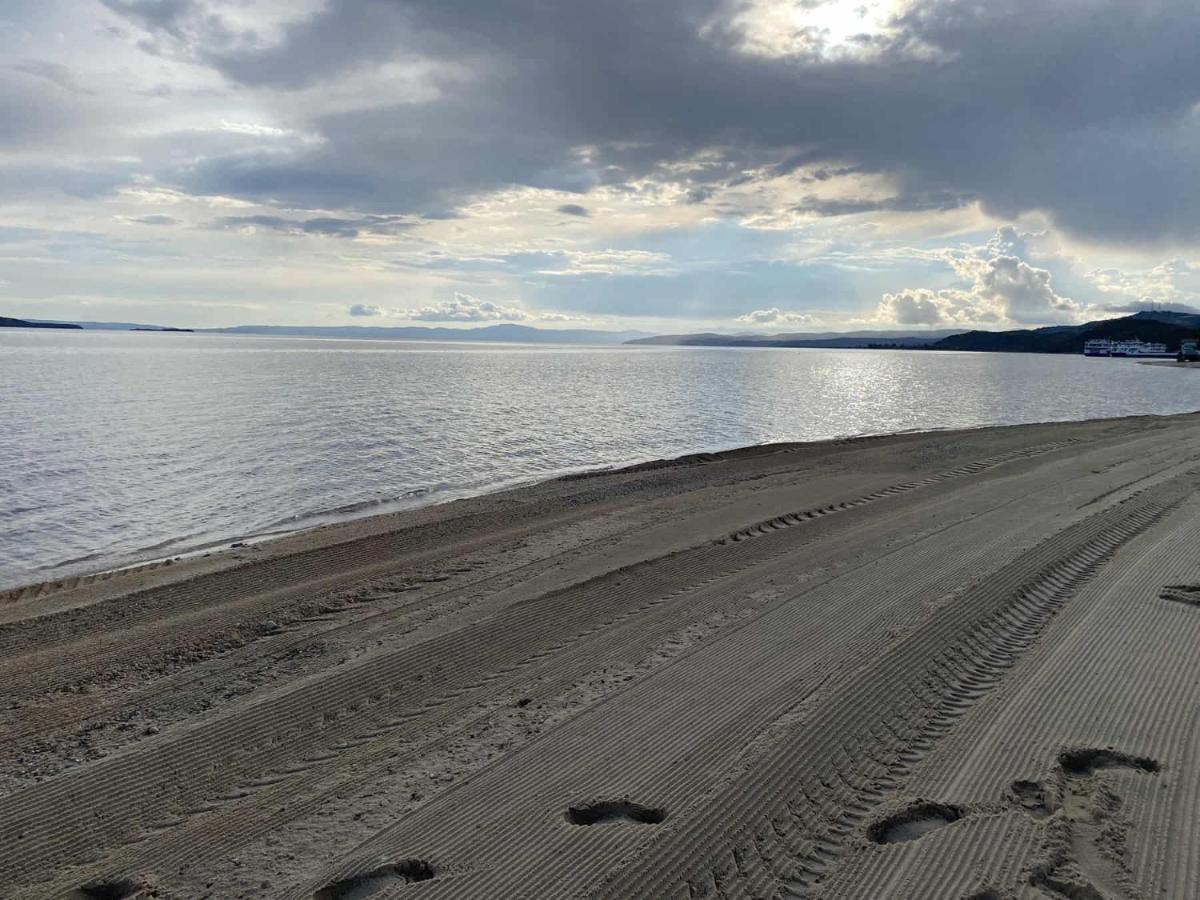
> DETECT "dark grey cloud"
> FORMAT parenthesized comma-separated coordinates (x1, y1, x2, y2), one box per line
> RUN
(128, 214, 179, 226)
(100, 0, 199, 41)
(794, 190, 971, 218)
(556, 203, 589, 217)
(100, 0, 1200, 243)
(211, 213, 414, 238)
(214, 214, 289, 230)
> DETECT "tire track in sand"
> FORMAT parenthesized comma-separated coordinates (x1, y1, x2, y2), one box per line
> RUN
(588, 475, 1190, 900)
(276, 467, 1187, 900)
(0, 439, 1081, 898)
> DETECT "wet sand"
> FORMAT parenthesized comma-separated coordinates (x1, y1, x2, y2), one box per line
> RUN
(3, 413, 1200, 898)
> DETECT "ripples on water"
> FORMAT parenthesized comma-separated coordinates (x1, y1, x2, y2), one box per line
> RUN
(2, 329, 1197, 587)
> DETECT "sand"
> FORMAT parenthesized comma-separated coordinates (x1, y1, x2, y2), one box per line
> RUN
(3, 412, 1200, 899)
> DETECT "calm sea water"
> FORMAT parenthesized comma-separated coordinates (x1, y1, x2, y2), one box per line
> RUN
(2, 329, 1198, 588)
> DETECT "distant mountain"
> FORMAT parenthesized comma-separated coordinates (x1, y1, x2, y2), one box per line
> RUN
(932, 311, 1200, 354)
(204, 323, 652, 344)
(24, 319, 175, 330)
(16, 312, 1197, 354)
(5, 319, 650, 344)
(628, 329, 963, 348)
(629, 313, 1200, 355)
(0, 315, 82, 330)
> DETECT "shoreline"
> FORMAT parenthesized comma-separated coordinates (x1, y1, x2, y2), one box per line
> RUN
(8, 409, 1197, 603)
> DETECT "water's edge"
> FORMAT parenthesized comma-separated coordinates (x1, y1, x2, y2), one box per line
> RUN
(10, 409, 1195, 597)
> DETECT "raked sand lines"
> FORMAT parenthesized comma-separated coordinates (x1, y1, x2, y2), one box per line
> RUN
(2, 414, 1200, 899)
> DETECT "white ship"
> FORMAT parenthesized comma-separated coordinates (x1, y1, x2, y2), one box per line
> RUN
(1083, 338, 1173, 358)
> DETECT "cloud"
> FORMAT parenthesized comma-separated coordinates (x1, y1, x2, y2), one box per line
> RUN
(404, 292, 528, 322)
(1095, 299, 1200, 315)
(530, 249, 672, 276)
(876, 228, 1081, 327)
(736, 308, 817, 326)
(219, 121, 291, 137)
(792, 190, 970, 218)
(876, 289, 956, 326)
(100, 0, 196, 39)
(94, 0, 1200, 245)
(12, 60, 96, 96)
(212, 214, 413, 238)
(11, 1, 1200, 331)
(301, 217, 360, 238)
(1086, 259, 1200, 307)
(971, 255, 1081, 324)
(127, 214, 179, 226)
(346, 295, 580, 323)
(986, 225, 1036, 260)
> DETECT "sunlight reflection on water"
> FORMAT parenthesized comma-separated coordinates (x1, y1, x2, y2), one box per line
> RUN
(2, 329, 1197, 587)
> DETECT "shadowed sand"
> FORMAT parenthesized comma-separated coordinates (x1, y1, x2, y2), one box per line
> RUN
(3, 412, 1200, 898)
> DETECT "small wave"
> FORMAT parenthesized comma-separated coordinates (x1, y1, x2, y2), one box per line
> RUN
(36, 550, 106, 570)
(252, 484, 455, 533)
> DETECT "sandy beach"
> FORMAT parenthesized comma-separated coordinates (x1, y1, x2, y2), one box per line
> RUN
(3, 412, 1200, 899)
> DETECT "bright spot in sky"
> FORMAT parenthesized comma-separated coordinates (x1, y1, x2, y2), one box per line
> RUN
(803, 0, 895, 48)
(729, 0, 904, 58)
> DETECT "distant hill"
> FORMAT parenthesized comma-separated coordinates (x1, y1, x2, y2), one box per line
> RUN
(626, 313, 1200, 354)
(5, 319, 650, 345)
(932, 311, 1200, 354)
(627, 329, 962, 349)
(204, 323, 652, 344)
(0, 316, 82, 330)
(24, 319, 175, 330)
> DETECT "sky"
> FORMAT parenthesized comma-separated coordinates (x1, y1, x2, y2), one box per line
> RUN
(3, 0, 1200, 333)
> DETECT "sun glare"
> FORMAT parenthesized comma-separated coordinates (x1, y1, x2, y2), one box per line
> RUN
(727, 0, 908, 59)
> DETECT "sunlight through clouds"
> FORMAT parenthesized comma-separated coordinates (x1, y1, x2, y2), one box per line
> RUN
(2, 0, 1199, 329)
(715, 0, 933, 60)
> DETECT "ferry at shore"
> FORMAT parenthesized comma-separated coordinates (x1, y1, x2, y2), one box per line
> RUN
(1083, 338, 1174, 358)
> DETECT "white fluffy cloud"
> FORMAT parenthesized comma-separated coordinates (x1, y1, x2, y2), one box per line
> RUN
(736, 308, 817, 326)
(876, 229, 1081, 328)
(878, 289, 979, 328)
(1087, 259, 1200, 308)
(406, 292, 527, 322)
(971, 254, 1080, 324)
(346, 293, 586, 324)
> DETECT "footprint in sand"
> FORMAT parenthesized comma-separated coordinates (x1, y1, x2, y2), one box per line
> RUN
(565, 799, 667, 826)
(865, 800, 966, 845)
(67, 876, 155, 900)
(1022, 747, 1161, 899)
(313, 859, 436, 900)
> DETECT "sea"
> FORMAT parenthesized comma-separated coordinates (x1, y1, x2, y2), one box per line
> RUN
(2, 328, 1197, 589)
